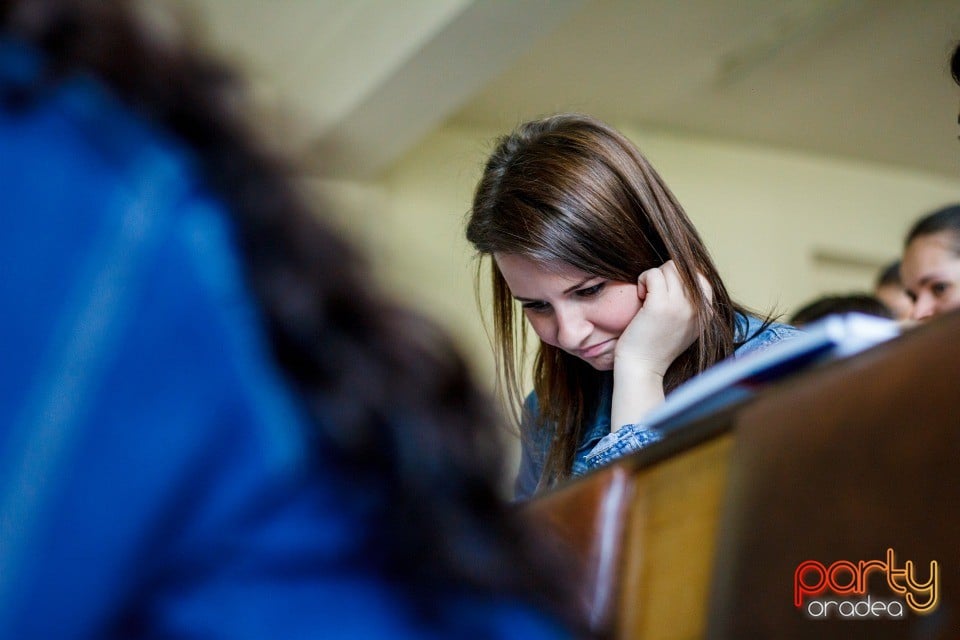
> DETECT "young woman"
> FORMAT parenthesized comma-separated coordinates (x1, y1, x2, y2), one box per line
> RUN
(901, 204, 960, 322)
(0, 1, 578, 637)
(466, 114, 802, 499)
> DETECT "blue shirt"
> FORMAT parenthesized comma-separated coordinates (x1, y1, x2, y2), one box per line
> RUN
(515, 314, 804, 500)
(0, 40, 567, 639)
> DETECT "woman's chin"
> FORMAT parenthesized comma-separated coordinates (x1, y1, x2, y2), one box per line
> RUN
(583, 353, 615, 371)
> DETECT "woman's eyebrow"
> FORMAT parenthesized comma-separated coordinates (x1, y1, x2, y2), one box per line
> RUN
(512, 277, 595, 302)
(916, 273, 944, 288)
(562, 277, 594, 294)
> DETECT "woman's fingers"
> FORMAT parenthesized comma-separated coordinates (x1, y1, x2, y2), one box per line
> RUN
(696, 272, 713, 304)
(643, 260, 711, 308)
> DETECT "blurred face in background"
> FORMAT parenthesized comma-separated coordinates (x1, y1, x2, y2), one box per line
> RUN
(901, 231, 960, 321)
(874, 282, 914, 321)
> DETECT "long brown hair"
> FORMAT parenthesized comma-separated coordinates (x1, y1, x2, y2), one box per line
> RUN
(0, 0, 583, 626)
(467, 114, 746, 488)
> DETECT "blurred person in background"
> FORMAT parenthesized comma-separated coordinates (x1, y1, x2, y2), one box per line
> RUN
(789, 293, 893, 328)
(0, 0, 582, 638)
(897, 46, 960, 324)
(873, 260, 913, 322)
(900, 204, 960, 323)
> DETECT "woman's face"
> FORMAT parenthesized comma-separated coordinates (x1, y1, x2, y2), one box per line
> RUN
(495, 253, 641, 371)
(901, 231, 960, 321)
(874, 283, 914, 321)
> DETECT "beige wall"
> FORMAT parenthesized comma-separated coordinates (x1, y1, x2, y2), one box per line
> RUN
(617, 125, 960, 311)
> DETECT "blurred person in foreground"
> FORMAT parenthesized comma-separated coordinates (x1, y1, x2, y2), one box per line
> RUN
(0, 1, 581, 638)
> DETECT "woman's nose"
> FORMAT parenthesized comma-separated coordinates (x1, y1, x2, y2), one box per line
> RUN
(911, 294, 935, 322)
(554, 306, 590, 351)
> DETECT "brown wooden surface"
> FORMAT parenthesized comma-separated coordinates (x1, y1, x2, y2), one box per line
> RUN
(617, 434, 732, 640)
(707, 311, 960, 639)
(523, 311, 960, 639)
(524, 464, 635, 635)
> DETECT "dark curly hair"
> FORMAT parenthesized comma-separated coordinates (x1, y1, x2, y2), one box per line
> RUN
(0, 0, 583, 630)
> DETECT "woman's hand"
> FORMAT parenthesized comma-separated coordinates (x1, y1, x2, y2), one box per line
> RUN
(614, 260, 711, 375)
(610, 261, 712, 430)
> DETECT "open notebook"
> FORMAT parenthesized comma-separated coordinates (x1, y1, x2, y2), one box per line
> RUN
(645, 313, 901, 434)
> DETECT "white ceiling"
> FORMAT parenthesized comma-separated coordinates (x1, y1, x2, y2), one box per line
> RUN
(192, 0, 960, 180)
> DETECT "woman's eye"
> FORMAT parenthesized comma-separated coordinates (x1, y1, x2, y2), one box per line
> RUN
(521, 301, 550, 313)
(932, 282, 949, 297)
(576, 283, 605, 297)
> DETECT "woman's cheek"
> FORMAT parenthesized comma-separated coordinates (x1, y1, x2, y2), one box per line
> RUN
(606, 285, 643, 329)
(525, 313, 555, 346)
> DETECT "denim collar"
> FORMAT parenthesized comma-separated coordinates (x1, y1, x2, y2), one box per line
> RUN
(576, 372, 613, 454)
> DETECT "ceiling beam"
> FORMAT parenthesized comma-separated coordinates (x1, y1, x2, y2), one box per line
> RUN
(305, 0, 587, 179)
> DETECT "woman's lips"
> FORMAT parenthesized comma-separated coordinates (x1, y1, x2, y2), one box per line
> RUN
(577, 338, 614, 359)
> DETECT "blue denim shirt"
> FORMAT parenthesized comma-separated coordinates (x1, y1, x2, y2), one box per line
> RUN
(514, 314, 803, 500)
(0, 40, 567, 639)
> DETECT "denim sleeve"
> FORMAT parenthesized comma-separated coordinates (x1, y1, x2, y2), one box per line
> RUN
(581, 423, 663, 472)
(735, 316, 806, 357)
